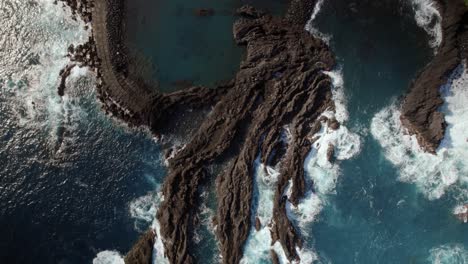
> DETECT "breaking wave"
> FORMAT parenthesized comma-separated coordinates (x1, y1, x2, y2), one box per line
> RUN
(241, 67, 361, 263)
(92, 251, 125, 264)
(288, 68, 361, 261)
(371, 63, 468, 206)
(0, 0, 91, 149)
(409, 0, 442, 50)
(428, 244, 468, 264)
(241, 157, 282, 263)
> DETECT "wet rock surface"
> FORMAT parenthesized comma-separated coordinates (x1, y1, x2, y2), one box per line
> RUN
(401, 0, 468, 153)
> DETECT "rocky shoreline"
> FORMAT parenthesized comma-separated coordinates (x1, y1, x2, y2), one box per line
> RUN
(400, 0, 468, 153)
(62, 0, 333, 262)
(57, 0, 468, 263)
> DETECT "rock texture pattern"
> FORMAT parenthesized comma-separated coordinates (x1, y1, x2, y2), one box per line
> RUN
(401, 0, 468, 153)
(58, 0, 340, 263)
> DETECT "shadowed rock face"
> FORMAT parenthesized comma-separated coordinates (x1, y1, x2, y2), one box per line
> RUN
(401, 0, 468, 153)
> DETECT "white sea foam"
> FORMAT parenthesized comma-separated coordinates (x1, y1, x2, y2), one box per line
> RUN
(371, 63, 468, 203)
(238, 66, 360, 263)
(0, 0, 91, 147)
(92, 251, 125, 264)
(240, 157, 318, 263)
(324, 68, 348, 123)
(241, 157, 281, 263)
(305, 0, 331, 43)
(428, 244, 468, 264)
(288, 114, 361, 229)
(128, 191, 169, 264)
(94, 191, 168, 264)
(410, 0, 442, 50)
(310, 0, 325, 22)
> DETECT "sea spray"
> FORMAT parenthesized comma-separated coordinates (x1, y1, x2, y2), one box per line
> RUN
(241, 157, 286, 263)
(324, 68, 347, 123)
(129, 191, 169, 264)
(286, 114, 360, 228)
(0, 0, 90, 148)
(284, 66, 361, 262)
(371, 63, 468, 206)
(428, 244, 468, 264)
(409, 0, 442, 50)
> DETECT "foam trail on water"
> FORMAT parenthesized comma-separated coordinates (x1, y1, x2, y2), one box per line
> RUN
(241, 157, 285, 263)
(324, 68, 348, 123)
(310, 0, 325, 22)
(428, 244, 468, 264)
(0, 0, 91, 149)
(305, 0, 331, 43)
(371, 63, 468, 206)
(409, 0, 442, 50)
(288, 113, 361, 225)
(129, 191, 169, 264)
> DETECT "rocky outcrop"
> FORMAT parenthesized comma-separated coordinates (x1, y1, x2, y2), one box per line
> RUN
(61, 0, 337, 263)
(153, 2, 335, 263)
(401, 0, 468, 153)
(124, 230, 156, 264)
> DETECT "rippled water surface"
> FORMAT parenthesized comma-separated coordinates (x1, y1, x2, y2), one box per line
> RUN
(0, 1, 165, 263)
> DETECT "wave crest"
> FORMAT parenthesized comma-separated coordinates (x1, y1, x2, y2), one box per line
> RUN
(371, 63, 468, 204)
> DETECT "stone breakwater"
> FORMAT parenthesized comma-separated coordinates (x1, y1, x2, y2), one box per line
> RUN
(401, 0, 468, 153)
(60, 0, 335, 263)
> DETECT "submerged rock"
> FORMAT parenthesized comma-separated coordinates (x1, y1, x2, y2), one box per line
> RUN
(194, 8, 214, 17)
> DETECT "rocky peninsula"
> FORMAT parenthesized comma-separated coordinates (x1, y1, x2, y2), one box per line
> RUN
(59, 0, 334, 262)
(57, 0, 468, 263)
